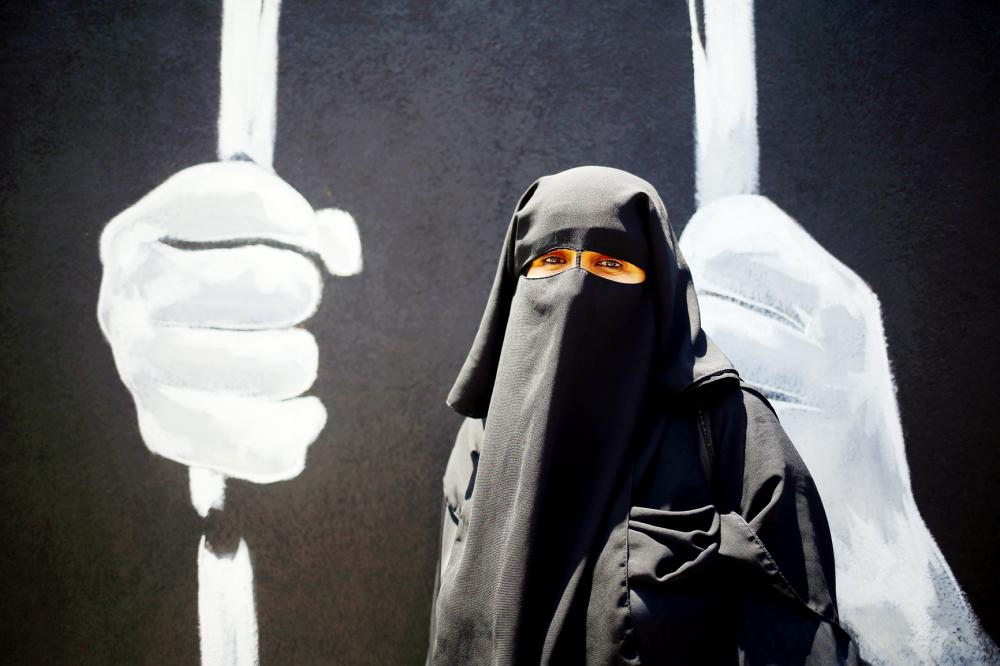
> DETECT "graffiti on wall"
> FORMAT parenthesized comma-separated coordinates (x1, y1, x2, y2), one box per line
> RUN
(87, 1, 997, 663)
(678, 1, 998, 663)
(96, 0, 361, 663)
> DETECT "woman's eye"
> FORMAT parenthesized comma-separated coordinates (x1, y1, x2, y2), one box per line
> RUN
(525, 250, 577, 278)
(578, 251, 646, 284)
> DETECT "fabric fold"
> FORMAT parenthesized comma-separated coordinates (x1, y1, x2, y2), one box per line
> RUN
(627, 504, 721, 584)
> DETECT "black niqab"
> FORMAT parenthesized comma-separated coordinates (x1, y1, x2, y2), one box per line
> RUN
(447, 165, 736, 418)
(433, 166, 738, 663)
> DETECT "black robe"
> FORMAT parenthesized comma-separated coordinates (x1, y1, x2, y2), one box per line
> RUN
(430, 379, 859, 664)
(427, 166, 858, 665)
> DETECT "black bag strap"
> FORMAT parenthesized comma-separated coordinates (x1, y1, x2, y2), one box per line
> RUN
(695, 401, 716, 490)
(694, 378, 779, 498)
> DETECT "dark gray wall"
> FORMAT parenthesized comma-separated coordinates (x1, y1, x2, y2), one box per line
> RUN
(1, 2, 996, 663)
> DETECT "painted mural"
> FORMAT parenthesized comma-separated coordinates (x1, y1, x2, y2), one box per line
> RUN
(96, 1, 361, 663)
(679, 2, 999, 663)
(2, 2, 995, 664)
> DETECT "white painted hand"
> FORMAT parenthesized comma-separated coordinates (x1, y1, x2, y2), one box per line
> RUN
(98, 161, 361, 484)
(679, 194, 997, 664)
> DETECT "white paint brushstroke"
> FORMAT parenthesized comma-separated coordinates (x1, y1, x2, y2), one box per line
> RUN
(198, 536, 260, 666)
(98, 0, 361, 661)
(100, 161, 358, 277)
(97, 162, 330, 483)
(316, 208, 364, 276)
(219, 0, 281, 168)
(209, 0, 281, 656)
(98, 1, 359, 664)
(680, 196, 1000, 664)
(141, 246, 323, 330)
(191, 467, 227, 518)
(137, 327, 320, 398)
(683, 2, 1000, 663)
(689, 0, 759, 206)
(138, 385, 326, 483)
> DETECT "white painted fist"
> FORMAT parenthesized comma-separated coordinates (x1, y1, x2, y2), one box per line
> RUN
(679, 194, 997, 664)
(98, 161, 361, 483)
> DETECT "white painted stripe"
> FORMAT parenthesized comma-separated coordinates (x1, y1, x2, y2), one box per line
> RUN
(683, 4, 999, 661)
(218, 0, 282, 168)
(198, 536, 260, 666)
(688, 0, 759, 206)
(190, 467, 227, 518)
(197, 3, 283, 664)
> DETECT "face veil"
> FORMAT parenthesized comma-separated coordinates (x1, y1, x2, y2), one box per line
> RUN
(432, 166, 737, 664)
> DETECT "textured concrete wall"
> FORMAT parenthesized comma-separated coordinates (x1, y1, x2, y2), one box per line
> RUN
(0, 2, 996, 663)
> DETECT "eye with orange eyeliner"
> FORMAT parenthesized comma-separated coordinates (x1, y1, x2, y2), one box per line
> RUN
(524, 249, 645, 283)
(580, 251, 646, 284)
(525, 248, 578, 278)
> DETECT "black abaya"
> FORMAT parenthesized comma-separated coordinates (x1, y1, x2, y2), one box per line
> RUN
(428, 166, 858, 665)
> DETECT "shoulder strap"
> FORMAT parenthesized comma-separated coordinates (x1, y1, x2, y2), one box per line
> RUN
(737, 379, 778, 417)
(695, 401, 715, 489)
(695, 378, 779, 496)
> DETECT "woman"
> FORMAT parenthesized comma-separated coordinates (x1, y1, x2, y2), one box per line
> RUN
(427, 166, 859, 665)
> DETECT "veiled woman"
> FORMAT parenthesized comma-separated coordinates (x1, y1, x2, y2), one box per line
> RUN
(427, 166, 858, 665)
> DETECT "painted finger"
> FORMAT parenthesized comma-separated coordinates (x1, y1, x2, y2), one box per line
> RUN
(126, 326, 318, 400)
(100, 161, 357, 276)
(315, 208, 362, 276)
(133, 384, 327, 483)
(680, 193, 1000, 664)
(124, 243, 323, 330)
(694, 296, 836, 408)
(682, 194, 861, 308)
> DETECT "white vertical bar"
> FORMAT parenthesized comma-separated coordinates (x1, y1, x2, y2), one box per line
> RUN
(198, 536, 261, 666)
(688, 0, 759, 206)
(197, 2, 282, 664)
(218, 0, 282, 169)
(190, 467, 227, 518)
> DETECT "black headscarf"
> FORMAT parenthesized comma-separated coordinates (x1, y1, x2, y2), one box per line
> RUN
(432, 166, 738, 663)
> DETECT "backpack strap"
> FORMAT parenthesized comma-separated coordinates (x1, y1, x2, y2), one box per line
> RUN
(695, 400, 716, 490)
(737, 380, 778, 417)
(694, 378, 779, 496)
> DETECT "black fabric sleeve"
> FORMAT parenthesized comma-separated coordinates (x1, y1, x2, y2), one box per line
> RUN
(712, 386, 861, 665)
(426, 417, 484, 665)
